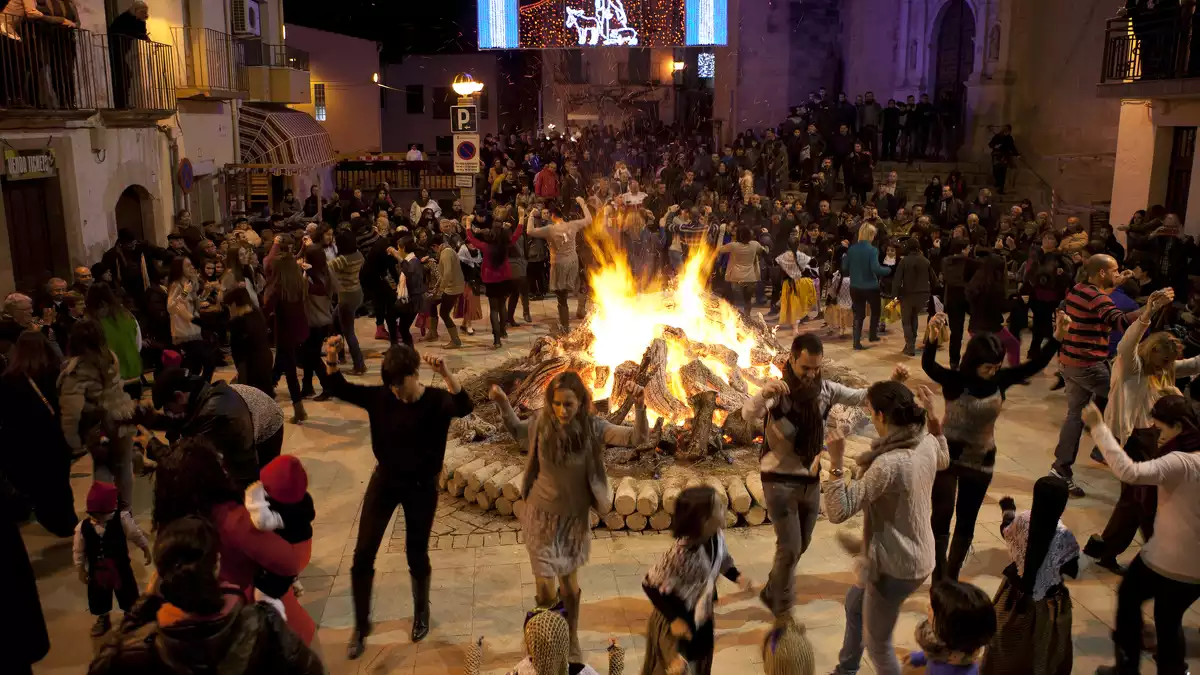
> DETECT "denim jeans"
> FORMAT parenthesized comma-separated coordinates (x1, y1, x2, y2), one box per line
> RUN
(762, 479, 821, 616)
(837, 574, 927, 675)
(336, 288, 366, 370)
(1052, 361, 1112, 478)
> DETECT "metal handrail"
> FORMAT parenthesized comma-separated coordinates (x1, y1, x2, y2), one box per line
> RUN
(96, 34, 176, 111)
(0, 14, 102, 112)
(170, 26, 248, 93)
(240, 39, 310, 70)
(1101, 9, 1196, 83)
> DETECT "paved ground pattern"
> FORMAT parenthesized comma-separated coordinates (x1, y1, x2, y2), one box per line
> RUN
(23, 295, 1198, 674)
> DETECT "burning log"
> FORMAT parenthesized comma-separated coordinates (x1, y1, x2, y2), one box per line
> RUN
(726, 476, 752, 514)
(614, 477, 638, 516)
(643, 339, 689, 423)
(607, 361, 641, 423)
(649, 510, 672, 531)
(660, 326, 739, 369)
(681, 391, 719, 460)
(484, 466, 523, 501)
(593, 365, 611, 391)
(511, 356, 572, 411)
(636, 480, 660, 516)
(626, 512, 648, 531)
(679, 359, 749, 412)
(501, 471, 525, 502)
(722, 409, 763, 447)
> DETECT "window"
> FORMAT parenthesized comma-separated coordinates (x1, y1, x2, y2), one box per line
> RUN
(627, 48, 651, 83)
(435, 135, 453, 153)
(561, 50, 586, 84)
(313, 83, 326, 121)
(406, 85, 424, 114)
(432, 86, 453, 120)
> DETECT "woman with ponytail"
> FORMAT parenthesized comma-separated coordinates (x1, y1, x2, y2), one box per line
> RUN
(1086, 395, 1200, 675)
(979, 476, 1078, 675)
(823, 381, 949, 675)
(922, 311, 1065, 581)
(89, 516, 325, 674)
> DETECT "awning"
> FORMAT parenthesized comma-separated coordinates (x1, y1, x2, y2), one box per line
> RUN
(236, 104, 334, 174)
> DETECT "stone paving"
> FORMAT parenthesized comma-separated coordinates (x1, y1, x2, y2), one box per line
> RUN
(22, 294, 1200, 674)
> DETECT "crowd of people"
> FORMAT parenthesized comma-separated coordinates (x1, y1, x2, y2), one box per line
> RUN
(2, 100, 1200, 675)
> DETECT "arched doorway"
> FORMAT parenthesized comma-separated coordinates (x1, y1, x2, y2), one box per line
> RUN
(933, 0, 976, 158)
(114, 185, 151, 242)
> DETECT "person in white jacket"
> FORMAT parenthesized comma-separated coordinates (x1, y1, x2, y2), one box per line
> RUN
(1085, 397, 1200, 675)
(409, 188, 441, 225)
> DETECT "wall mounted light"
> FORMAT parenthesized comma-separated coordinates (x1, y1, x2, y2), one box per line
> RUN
(672, 61, 686, 71)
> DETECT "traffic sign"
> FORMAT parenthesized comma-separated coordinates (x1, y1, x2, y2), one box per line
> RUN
(177, 158, 194, 193)
(451, 105, 478, 133)
(453, 134, 480, 174)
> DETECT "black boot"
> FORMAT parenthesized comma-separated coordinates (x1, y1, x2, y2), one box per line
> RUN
(945, 535, 972, 581)
(1096, 643, 1140, 675)
(348, 566, 373, 659)
(347, 628, 367, 660)
(933, 535, 950, 581)
(411, 573, 431, 642)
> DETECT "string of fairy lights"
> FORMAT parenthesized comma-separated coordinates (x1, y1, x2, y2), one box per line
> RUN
(518, 0, 685, 48)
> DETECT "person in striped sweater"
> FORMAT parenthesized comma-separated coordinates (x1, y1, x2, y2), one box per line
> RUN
(1049, 254, 1143, 497)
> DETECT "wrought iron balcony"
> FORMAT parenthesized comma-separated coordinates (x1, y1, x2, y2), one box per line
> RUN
(1100, 8, 1200, 86)
(170, 26, 249, 100)
(0, 14, 102, 118)
(96, 34, 177, 123)
(241, 39, 310, 71)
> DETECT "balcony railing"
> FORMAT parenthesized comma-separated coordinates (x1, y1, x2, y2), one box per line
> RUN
(0, 14, 102, 114)
(170, 26, 248, 97)
(1101, 8, 1200, 83)
(96, 34, 176, 113)
(240, 39, 310, 70)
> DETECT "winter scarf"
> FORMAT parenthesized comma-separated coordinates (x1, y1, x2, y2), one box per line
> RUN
(853, 424, 925, 478)
(768, 365, 827, 466)
(643, 532, 730, 629)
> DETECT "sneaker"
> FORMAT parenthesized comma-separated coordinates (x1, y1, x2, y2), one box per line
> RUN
(1050, 469, 1085, 498)
(90, 613, 111, 637)
(853, 342, 866, 351)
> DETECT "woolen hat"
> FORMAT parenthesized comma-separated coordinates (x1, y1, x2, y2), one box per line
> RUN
(260, 455, 308, 505)
(86, 481, 119, 514)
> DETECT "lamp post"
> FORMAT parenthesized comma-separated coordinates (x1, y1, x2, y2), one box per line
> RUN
(451, 72, 484, 212)
(452, 72, 484, 105)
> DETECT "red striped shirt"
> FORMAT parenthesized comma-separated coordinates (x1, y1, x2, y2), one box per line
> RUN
(1059, 283, 1130, 368)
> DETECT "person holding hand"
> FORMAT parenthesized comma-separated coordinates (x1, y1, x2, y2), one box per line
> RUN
(742, 333, 909, 619)
(823, 380, 949, 675)
(319, 336, 474, 657)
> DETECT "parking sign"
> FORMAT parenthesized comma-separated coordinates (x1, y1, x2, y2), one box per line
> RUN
(451, 105, 478, 133)
(453, 134, 480, 174)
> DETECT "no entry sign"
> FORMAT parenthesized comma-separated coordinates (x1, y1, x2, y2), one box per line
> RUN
(454, 134, 480, 174)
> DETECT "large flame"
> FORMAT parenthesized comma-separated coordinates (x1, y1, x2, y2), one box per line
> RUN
(577, 206, 781, 423)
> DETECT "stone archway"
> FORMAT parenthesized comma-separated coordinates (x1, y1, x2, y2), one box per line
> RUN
(114, 185, 153, 243)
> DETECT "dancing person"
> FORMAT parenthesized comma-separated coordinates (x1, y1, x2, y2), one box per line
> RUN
(528, 197, 593, 334)
(390, 234, 425, 348)
(939, 239, 977, 369)
(58, 320, 139, 510)
(979, 477, 1078, 675)
(73, 481, 150, 637)
(903, 580, 996, 674)
(641, 486, 754, 675)
(491, 371, 648, 666)
(1084, 288, 1188, 572)
(330, 229, 368, 374)
(742, 333, 908, 618)
(151, 367, 284, 488)
(922, 312, 1064, 581)
(320, 337, 473, 656)
(88, 516, 325, 674)
(152, 437, 316, 643)
(466, 213, 525, 348)
(264, 238, 312, 423)
(166, 257, 215, 382)
(1085, 396, 1200, 675)
(299, 245, 334, 400)
(965, 253, 1021, 367)
(0, 330, 78, 536)
(841, 222, 892, 350)
(1022, 231, 1074, 360)
(225, 287, 276, 397)
(893, 237, 935, 356)
(1050, 254, 1134, 497)
(824, 381, 949, 675)
(431, 233, 465, 348)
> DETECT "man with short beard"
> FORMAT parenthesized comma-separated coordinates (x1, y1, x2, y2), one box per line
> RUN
(742, 334, 908, 617)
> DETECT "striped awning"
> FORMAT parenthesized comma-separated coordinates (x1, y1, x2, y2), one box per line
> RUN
(237, 104, 333, 174)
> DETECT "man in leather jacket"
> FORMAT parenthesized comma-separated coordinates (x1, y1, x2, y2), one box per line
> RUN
(150, 369, 261, 488)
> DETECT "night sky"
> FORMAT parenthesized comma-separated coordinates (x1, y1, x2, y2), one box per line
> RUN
(282, 0, 480, 59)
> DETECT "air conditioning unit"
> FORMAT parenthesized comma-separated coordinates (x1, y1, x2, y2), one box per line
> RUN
(231, 0, 261, 37)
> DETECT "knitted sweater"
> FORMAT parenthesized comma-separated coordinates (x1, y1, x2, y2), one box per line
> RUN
(1106, 315, 1200, 445)
(822, 429, 949, 581)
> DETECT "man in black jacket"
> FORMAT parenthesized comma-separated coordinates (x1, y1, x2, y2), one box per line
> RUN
(151, 369, 283, 489)
(969, 188, 999, 238)
(881, 99, 901, 160)
(935, 184, 967, 231)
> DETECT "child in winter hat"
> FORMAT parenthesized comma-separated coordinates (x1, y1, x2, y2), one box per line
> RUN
(74, 481, 151, 637)
(244, 455, 315, 618)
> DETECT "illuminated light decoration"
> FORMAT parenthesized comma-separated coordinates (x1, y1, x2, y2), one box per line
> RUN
(685, 0, 727, 45)
(697, 51, 715, 77)
(671, 60, 686, 71)
(479, 0, 520, 49)
(564, 0, 639, 46)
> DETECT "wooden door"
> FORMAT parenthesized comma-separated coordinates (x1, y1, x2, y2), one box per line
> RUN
(3, 178, 67, 292)
(1165, 126, 1195, 219)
